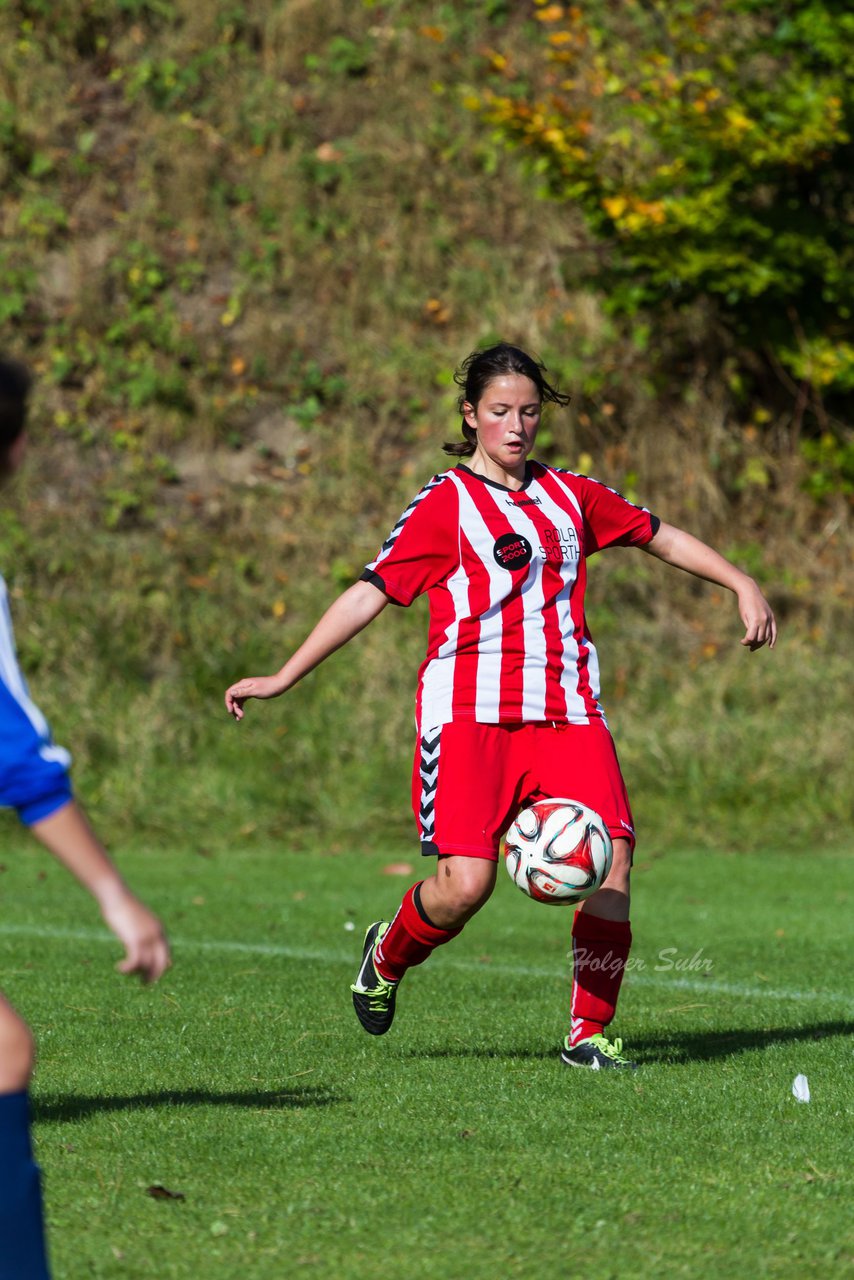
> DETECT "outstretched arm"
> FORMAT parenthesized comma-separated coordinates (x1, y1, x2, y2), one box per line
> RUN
(643, 521, 777, 651)
(224, 578, 390, 720)
(30, 800, 170, 983)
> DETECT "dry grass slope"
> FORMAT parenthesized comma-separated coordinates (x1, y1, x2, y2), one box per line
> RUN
(0, 0, 850, 849)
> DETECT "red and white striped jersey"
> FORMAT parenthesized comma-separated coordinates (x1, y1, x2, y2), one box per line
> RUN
(362, 462, 658, 729)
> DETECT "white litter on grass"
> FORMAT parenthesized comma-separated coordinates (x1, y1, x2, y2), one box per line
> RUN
(792, 1074, 811, 1103)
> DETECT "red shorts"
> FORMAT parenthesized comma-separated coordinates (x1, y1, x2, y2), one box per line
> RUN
(411, 721, 635, 861)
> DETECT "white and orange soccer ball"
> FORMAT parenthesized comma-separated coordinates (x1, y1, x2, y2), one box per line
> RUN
(504, 798, 613, 905)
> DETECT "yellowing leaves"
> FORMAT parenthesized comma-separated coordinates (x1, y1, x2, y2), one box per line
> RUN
(630, 199, 666, 227)
(602, 195, 627, 220)
(542, 126, 570, 150)
(423, 297, 452, 326)
(602, 194, 666, 231)
(783, 338, 854, 389)
(471, 0, 853, 402)
(723, 106, 752, 134)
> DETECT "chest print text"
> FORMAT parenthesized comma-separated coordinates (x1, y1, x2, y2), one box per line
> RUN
(539, 526, 580, 563)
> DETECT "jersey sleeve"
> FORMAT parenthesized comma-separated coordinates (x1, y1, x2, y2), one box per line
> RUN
(0, 579, 73, 825)
(360, 474, 459, 606)
(577, 475, 659, 554)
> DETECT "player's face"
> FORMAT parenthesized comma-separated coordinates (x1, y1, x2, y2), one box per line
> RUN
(464, 374, 541, 483)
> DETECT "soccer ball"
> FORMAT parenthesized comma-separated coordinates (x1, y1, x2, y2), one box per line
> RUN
(504, 798, 613, 905)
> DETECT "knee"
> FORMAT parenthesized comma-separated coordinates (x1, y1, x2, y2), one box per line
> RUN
(602, 839, 632, 890)
(0, 1005, 35, 1093)
(438, 863, 495, 920)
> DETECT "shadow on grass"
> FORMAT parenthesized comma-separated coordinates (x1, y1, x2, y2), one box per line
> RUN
(403, 1019, 853, 1065)
(632, 1018, 854, 1065)
(33, 1086, 346, 1123)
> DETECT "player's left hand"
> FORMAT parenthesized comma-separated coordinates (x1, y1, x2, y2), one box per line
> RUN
(101, 893, 171, 983)
(737, 581, 777, 651)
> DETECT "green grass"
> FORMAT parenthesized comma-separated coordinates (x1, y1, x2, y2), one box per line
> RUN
(1, 834, 851, 1279)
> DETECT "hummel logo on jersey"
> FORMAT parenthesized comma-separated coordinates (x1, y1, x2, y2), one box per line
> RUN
(493, 533, 533, 571)
(505, 496, 542, 508)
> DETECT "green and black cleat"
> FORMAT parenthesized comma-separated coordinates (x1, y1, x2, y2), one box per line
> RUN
(560, 1033, 637, 1071)
(350, 921, 399, 1036)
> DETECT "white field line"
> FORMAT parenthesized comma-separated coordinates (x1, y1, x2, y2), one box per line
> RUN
(0, 922, 851, 1009)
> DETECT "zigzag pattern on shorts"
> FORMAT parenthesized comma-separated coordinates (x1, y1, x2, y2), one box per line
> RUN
(417, 727, 441, 842)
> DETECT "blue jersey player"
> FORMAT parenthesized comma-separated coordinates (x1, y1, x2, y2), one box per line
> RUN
(0, 357, 170, 1279)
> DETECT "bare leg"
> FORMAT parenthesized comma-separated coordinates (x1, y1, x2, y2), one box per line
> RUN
(0, 993, 34, 1094)
(579, 837, 631, 921)
(418, 855, 498, 929)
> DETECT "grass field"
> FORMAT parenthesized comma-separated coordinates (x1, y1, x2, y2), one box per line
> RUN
(1, 832, 851, 1279)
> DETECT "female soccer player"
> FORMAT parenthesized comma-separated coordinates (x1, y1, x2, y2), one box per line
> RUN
(225, 343, 776, 1071)
(0, 357, 171, 1278)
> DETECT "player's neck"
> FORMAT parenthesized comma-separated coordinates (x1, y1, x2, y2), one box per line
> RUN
(465, 452, 528, 491)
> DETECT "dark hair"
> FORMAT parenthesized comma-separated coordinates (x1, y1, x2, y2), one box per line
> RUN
(0, 357, 31, 452)
(443, 343, 570, 458)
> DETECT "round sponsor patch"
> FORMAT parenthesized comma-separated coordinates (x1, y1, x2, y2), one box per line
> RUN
(493, 532, 533, 571)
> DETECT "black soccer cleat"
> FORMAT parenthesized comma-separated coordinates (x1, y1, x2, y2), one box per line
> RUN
(560, 1033, 638, 1071)
(350, 921, 399, 1036)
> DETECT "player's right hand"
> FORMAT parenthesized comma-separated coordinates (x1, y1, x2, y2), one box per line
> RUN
(224, 674, 283, 720)
(101, 893, 171, 984)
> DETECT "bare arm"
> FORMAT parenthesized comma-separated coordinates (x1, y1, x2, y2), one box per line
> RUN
(30, 800, 170, 983)
(643, 521, 777, 651)
(224, 578, 390, 720)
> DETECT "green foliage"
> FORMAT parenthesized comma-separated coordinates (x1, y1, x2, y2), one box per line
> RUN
(0, 249, 36, 322)
(800, 432, 854, 500)
(477, 0, 854, 404)
(304, 34, 374, 79)
(122, 46, 233, 111)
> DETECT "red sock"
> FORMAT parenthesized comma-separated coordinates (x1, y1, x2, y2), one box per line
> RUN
(568, 910, 632, 1046)
(374, 883, 461, 983)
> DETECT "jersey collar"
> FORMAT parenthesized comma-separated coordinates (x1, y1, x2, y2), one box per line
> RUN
(455, 462, 535, 493)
